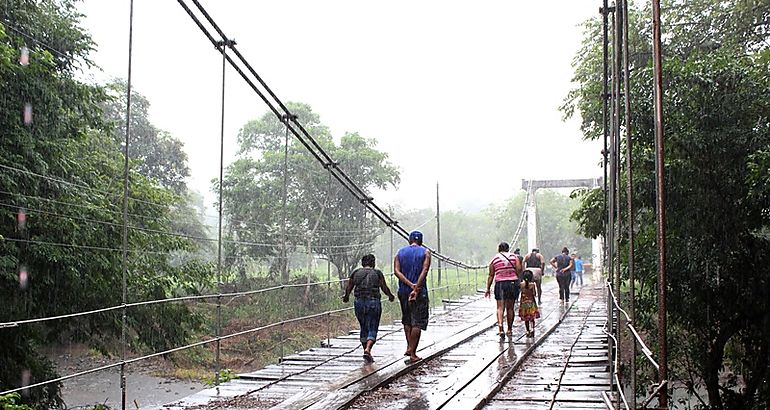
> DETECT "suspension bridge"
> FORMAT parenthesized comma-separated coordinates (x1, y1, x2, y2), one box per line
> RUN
(0, 0, 673, 409)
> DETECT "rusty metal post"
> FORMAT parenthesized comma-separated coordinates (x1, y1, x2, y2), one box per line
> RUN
(651, 0, 668, 407)
(607, 5, 618, 402)
(621, 0, 637, 407)
(601, 0, 610, 281)
(610, 0, 625, 409)
(599, 2, 615, 390)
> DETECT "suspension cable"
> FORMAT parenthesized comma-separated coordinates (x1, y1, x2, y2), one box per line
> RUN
(174, 0, 480, 270)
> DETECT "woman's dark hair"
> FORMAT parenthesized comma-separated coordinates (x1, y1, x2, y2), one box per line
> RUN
(522, 269, 534, 285)
(562, 247, 569, 254)
(498, 242, 510, 252)
(361, 254, 375, 268)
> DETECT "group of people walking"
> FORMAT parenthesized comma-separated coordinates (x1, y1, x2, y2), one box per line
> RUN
(484, 243, 540, 339)
(342, 230, 430, 364)
(342, 230, 585, 363)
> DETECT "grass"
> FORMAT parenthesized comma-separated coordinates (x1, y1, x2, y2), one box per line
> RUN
(158, 265, 485, 383)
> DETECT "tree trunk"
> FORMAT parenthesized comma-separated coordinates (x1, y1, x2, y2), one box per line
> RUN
(705, 340, 725, 410)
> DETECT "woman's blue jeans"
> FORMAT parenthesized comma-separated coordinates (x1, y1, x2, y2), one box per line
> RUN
(354, 299, 382, 347)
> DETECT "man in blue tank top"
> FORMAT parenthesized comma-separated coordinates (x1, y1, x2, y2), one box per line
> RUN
(394, 230, 432, 363)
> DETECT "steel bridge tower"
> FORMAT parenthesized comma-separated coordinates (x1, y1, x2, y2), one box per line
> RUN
(521, 178, 603, 272)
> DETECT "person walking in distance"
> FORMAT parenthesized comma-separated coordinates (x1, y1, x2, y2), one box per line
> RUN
(394, 231, 432, 363)
(519, 270, 540, 338)
(484, 242, 522, 339)
(550, 247, 574, 304)
(513, 248, 524, 265)
(574, 255, 584, 287)
(342, 254, 396, 363)
(523, 248, 545, 304)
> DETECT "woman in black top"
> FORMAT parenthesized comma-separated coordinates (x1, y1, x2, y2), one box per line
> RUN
(343, 254, 395, 362)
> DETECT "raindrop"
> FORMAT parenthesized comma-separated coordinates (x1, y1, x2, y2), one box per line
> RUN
(19, 267, 29, 290)
(20, 46, 29, 66)
(21, 369, 31, 397)
(17, 208, 27, 231)
(23, 103, 33, 125)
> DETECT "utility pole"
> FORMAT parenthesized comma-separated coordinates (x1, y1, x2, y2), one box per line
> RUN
(436, 182, 442, 286)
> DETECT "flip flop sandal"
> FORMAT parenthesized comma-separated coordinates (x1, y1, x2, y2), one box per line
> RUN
(407, 356, 422, 364)
(363, 352, 374, 363)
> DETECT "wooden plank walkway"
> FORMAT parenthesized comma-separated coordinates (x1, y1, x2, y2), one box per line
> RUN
(152, 280, 610, 410)
(483, 284, 611, 410)
(152, 291, 497, 409)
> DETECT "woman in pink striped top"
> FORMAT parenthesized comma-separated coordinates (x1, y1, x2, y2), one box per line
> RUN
(484, 242, 522, 338)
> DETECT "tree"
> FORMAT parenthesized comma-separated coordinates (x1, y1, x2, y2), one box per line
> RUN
(221, 103, 399, 284)
(102, 80, 190, 194)
(564, 1, 770, 407)
(0, 2, 210, 405)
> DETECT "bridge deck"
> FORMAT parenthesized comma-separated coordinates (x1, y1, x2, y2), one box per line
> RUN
(154, 280, 609, 410)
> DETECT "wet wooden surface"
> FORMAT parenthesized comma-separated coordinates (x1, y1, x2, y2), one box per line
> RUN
(151, 290, 496, 410)
(483, 284, 610, 410)
(151, 279, 611, 410)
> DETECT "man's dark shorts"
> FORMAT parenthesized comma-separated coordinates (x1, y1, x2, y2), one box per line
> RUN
(494, 279, 520, 301)
(398, 292, 429, 330)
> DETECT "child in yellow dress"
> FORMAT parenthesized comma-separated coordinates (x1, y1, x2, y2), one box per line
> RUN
(519, 270, 541, 338)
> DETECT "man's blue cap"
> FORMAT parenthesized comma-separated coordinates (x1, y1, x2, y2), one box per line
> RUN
(409, 230, 423, 242)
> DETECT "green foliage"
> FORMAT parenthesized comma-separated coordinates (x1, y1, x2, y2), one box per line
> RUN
(102, 80, 190, 194)
(0, 1, 212, 405)
(203, 368, 238, 386)
(222, 103, 399, 283)
(564, 0, 770, 407)
(0, 394, 34, 410)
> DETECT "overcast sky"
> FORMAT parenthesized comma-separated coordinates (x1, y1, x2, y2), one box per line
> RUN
(78, 0, 602, 213)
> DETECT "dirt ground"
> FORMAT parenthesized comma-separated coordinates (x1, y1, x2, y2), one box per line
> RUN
(47, 345, 206, 409)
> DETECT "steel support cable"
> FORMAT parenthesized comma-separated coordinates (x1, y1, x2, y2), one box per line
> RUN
(612, 4, 628, 408)
(0, 201, 219, 244)
(0, 189, 176, 224)
(651, 0, 669, 407)
(214, 35, 232, 389)
(0, 163, 187, 211)
(602, 325, 631, 410)
(0, 306, 354, 397)
(0, 18, 71, 60)
(0, 278, 348, 329)
(120, 1, 136, 408)
(189, 0, 384, 216)
(0, 189, 399, 238)
(510, 179, 532, 247)
(621, 0, 637, 406)
(0, 201, 391, 251)
(175, 0, 476, 270)
(606, 281, 659, 370)
(177, 0, 395, 240)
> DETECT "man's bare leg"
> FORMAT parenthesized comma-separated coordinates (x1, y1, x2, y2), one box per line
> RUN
(408, 327, 422, 362)
(403, 324, 412, 356)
